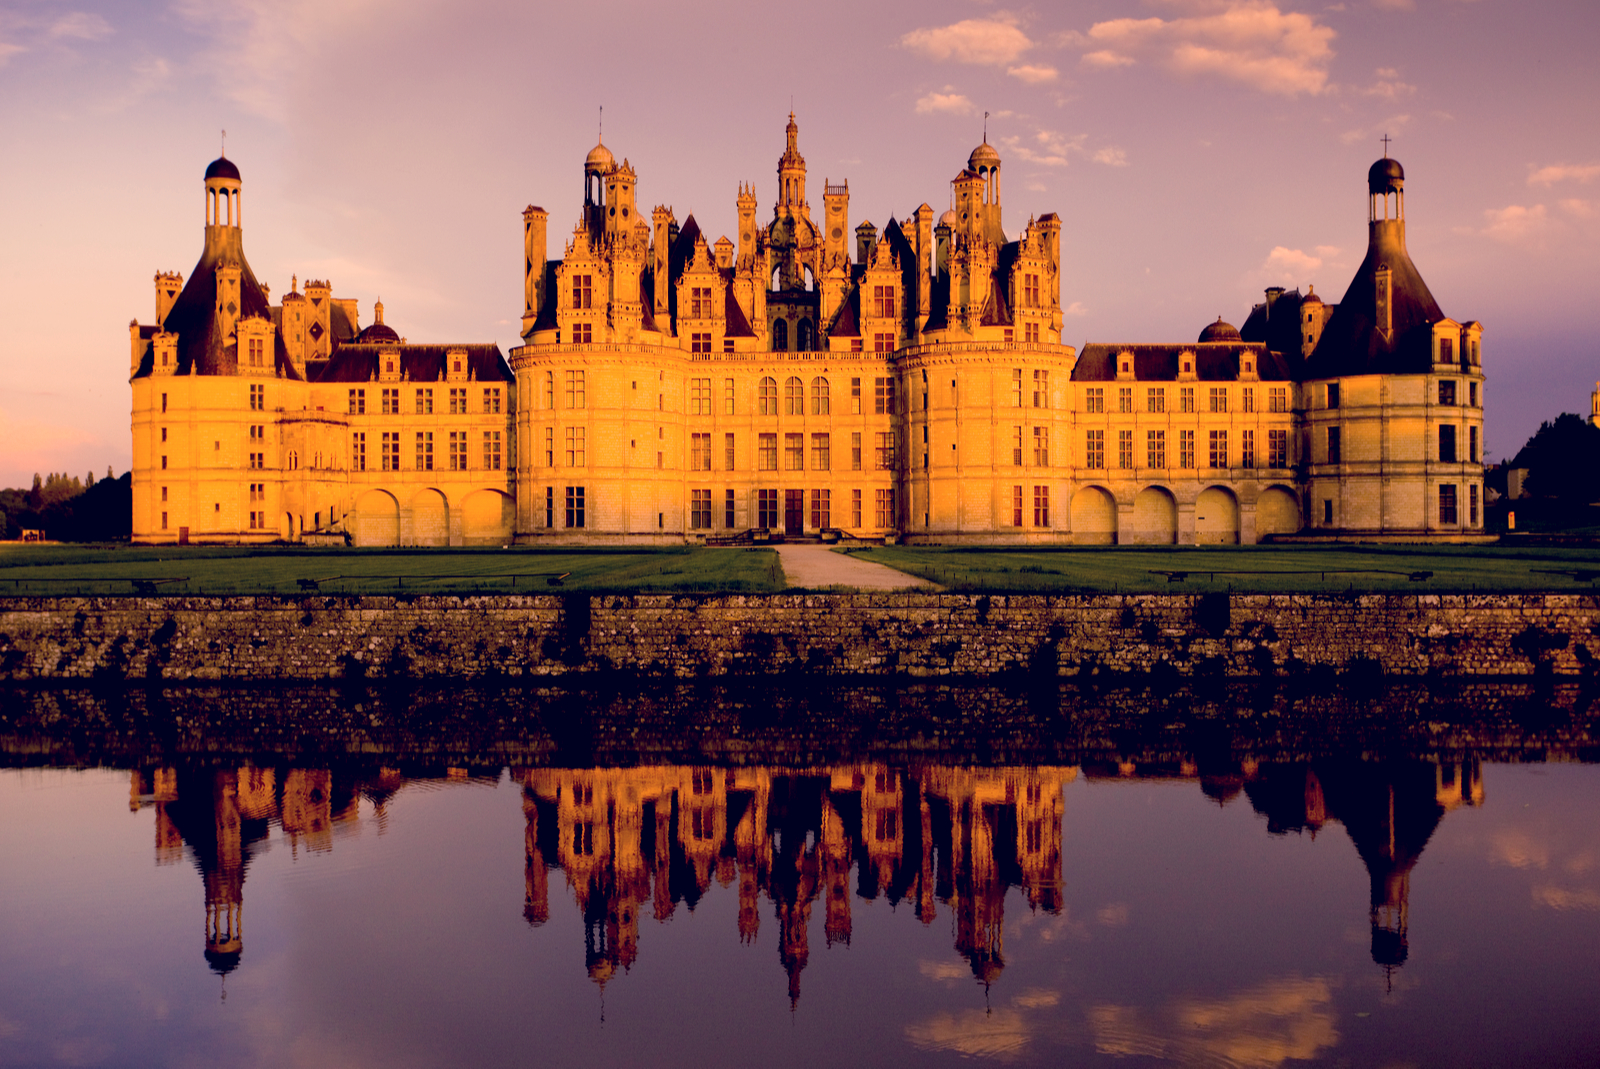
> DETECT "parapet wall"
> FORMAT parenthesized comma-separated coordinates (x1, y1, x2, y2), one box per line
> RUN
(2, 593, 1597, 682)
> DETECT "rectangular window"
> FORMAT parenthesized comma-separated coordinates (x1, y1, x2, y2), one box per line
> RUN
(1439, 423, 1457, 462)
(415, 389, 433, 415)
(851, 431, 862, 471)
(542, 372, 554, 409)
(449, 388, 467, 414)
(1012, 485, 1024, 527)
(875, 488, 896, 528)
(724, 378, 736, 415)
(1147, 386, 1165, 413)
(875, 431, 896, 470)
(1024, 273, 1040, 307)
(1440, 337, 1454, 364)
(850, 338, 863, 353)
(874, 376, 896, 414)
(1011, 369, 1023, 408)
(250, 384, 264, 411)
(691, 489, 712, 530)
(545, 487, 554, 528)
(724, 489, 736, 529)
(785, 432, 804, 471)
(1147, 429, 1167, 469)
(1209, 387, 1228, 414)
(1024, 322, 1040, 344)
(811, 433, 830, 471)
(757, 489, 779, 529)
(247, 337, 263, 367)
(1469, 425, 1478, 462)
(572, 275, 592, 310)
(1469, 382, 1478, 407)
(484, 430, 502, 470)
(1032, 370, 1048, 408)
(1439, 484, 1458, 525)
(1470, 484, 1479, 525)
(1209, 429, 1228, 469)
(381, 388, 398, 415)
(1268, 429, 1287, 468)
(759, 433, 777, 471)
(484, 387, 502, 414)
(1012, 426, 1024, 466)
(162, 393, 168, 413)
(724, 432, 735, 470)
(449, 431, 467, 470)
(1118, 387, 1133, 413)
(565, 370, 586, 408)
(565, 486, 585, 528)
(248, 452, 263, 470)
(1327, 426, 1342, 463)
(1179, 430, 1195, 469)
(873, 284, 896, 319)
(1033, 426, 1050, 467)
(1085, 429, 1104, 469)
(1085, 387, 1104, 413)
(810, 489, 831, 529)
(565, 426, 586, 467)
(1439, 380, 1457, 406)
(1033, 486, 1050, 527)
(382, 432, 399, 471)
(1242, 387, 1254, 413)
(691, 378, 712, 414)
(543, 427, 554, 467)
(691, 286, 712, 318)
(1241, 428, 1255, 468)
(415, 431, 433, 470)
(1326, 383, 1341, 409)
(1180, 387, 1195, 413)
(874, 332, 894, 353)
(161, 511, 167, 530)
(851, 377, 863, 414)
(348, 388, 365, 415)
(691, 332, 711, 354)
(1269, 386, 1288, 413)
(691, 433, 712, 471)
(1118, 429, 1133, 470)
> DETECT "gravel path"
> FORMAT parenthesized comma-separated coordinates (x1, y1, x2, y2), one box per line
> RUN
(773, 544, 938, 591)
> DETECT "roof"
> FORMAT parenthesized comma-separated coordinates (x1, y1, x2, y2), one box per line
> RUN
(205, 156, 240, 181)
(721, 269, 754, 337)
(827, 287, 860, 338)
(1306, 219, 1445, 378)
(311, 343, 511, 384)
(1073, 342, 1291, 382)
(1199, 318, 1242, 343)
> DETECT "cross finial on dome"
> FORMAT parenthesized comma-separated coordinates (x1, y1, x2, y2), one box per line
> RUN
(1380, 133, 1391, 158)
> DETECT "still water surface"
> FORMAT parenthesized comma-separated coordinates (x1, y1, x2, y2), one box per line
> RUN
(2, 687, 1598, 1067)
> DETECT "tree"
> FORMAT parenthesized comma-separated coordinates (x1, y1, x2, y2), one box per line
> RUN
(1514, 413, 1600, 503)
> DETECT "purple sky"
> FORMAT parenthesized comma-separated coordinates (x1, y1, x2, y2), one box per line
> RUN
(1, 0, 1595, 487)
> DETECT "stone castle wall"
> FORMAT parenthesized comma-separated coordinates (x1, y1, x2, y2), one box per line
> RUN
(3, 593, 1598, 682)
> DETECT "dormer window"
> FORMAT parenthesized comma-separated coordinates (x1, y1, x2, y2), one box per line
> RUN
(386, 360, 394, 373)
(1121, 361, 1130, 373)
(1183, 360, 1192, 373)
(1244, 359, 1253, 373)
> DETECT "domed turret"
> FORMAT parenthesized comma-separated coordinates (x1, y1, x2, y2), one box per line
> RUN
(205, 156, 240, 182)
(585, 140, 615, 174)
(1301, 285, 1323, 306)
(967, 141, 1000, 172)
(1368, 157, 1404, 196)
(356, 299, 400, 344)
(1199, 317, 1242, 343)
(938, 207, 958, 229)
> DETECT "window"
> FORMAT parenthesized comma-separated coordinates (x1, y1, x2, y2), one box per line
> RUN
(1085, 387, 1104, 413)
(1269, 386, 1288, 413)
(874, 332, 893, 353)
(873, 284, 896, 319)
(1439, 380, 1457, 406)
(1326, 383, 1340, 409)
(382, 432, 399, 471)
(850, 338, 863, 353)
(565, 370, 586, 408)
(1024, 322, 1040, 344)
(249, 510, 263, 529)
(1032, 370, 1049, 408)
(1033, 426, 1050, 467)
(851, 378, 862, 414)
(161, 427, 167, 442)
(1470, 484, 1480, 525)
(1324, 499, 1334, 524)
(724, 489, 736, 529)
(484, 388, 502, 414)
(1023, 273, 1040, 307)
(161, 511, 167, 529)
(565, 426, 586, 466)
(1242, 387, 1254, 413)
(162, 393, 168, 413)
(1469, 382, 1478, 407)
(565, 486, 585, 528)
(691, 433, 712, 471)
(875, 431, 896, 470)
(1180, 387, 1195, 413)
(1209, 429, 1228, 469)
(785, 433, 804, 471)
(1268, 428, 1288, 468)
(249, 424, 264, 441)
(348, 388, 365, 414)
(248, 483, 262, 502)
(758, 377, 777, 415)
(444, 388, 462, 414)
(248, 452, 263, 470)
(1439, 424, 1457, 462)
(724, 432, 735, 470)
(1012, 426, 1024, 466)
(1011, 369, 1023, 408)
(811, 377, 830, 415)
(1115, 386, 1132, 413)
(247, 337, 263, 368)
(543, 427, 554, 466)
(810, 489, 831, 529)
(572, 274, 592, 310)
(691, 489, 712, 530)
(874, 377, 896, 415)
(415, 389, 433, 415)
(1209, 387, 1228, 413)
(759, 433, 777, 470)
(544, 487, 554, 528)
(690, 286, 712, 318)
(1147, 387, 1165, 413)
(757, 489, 779, 528)
(1469, 426, 1478, 462)
(484, 431, 502, 470)
(249, 384, 264, 411)
(1179, 430, 1195, 468)
(1012, 485, 1024, 527)
(1241, 428, 1255, 468)
(1439, 484, 1458, 525)
(691, 378, 711, 415)
(1085, 429, 1104, 469)
(785, 377, 804, 415)
(851, 432, 862, 471)
(875, 488, 896, 528)
(449, 431, 467, 470)
(1147, 429, 1167, 469)
(1440, 337, 1454, 364)
(542, 372, 554, 409)
(1327, 426, 1342, 463)
(1033, 485, 1050, 527)
(811, 433, 830, 471)
(1118, 429, 1133, 469)
(772, 319, 788, 351)
(351, 432, 366, 471)
(415, 432, 433, 470)
(724, 378, 736, 415)
(691, 332, 711, 353)
(852, 489, 863, 528)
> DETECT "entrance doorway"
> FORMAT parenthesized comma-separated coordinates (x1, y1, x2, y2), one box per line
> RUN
(784, 489, 804, 536)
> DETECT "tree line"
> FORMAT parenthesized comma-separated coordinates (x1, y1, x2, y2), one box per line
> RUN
(1, 469, 131, 542)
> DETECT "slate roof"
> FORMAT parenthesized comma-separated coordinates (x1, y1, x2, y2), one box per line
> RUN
(1073, 342, 1290, 382)
(1306, 221, 1446, 379)
(310, 343, 511, 384)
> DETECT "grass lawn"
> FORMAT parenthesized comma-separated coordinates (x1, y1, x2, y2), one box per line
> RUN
(0, 545, 784, 596)
(848, 543, 1600, 594)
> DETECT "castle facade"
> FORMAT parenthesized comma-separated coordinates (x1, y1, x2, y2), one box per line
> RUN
(129, 120, 1484, 545)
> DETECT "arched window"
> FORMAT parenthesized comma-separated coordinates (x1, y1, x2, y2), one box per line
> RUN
(785, 376, 804, 415)
(797, 318, 815, 351)
(758, 376, 778, 416)
(772, 318, 788, 351)
(811, 376, 830, 415)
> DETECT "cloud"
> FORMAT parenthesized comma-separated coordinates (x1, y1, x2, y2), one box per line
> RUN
(918, 959, 970, 982)
(901, 16, 1033, 66)
(1528, 163, 1600, 187)
(906, 1008, 1033, 1059)
(1091, 976, 1340, 1069)
(1533, 885, 1600, 911)
(1007, 63, 1058, 84)
(1069, 1, 1336, 96)
(1359, 68, 1416, 100)
(49, 12, 113, 41)
(1480, 204, 1549, 244)
(915, 89, 977, 116)
(1339, 114, 1410, 145)
(1002, 129, 1127, 169)
(1091, 146, 1129, 167)
(1370, 0, 1415, 10)
(1063, 301, 1087, 317)
(1559, 198, 1595, 219)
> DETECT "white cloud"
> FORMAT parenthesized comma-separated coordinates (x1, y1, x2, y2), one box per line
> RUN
(1253, 245, 1339, 287)
(1359, 67, 1416, 100)
(906, 1008, 1033, 1059)
(1528, 163, 1600, 187)
(1092, 146, 1129, 167)
(1480, 203, 1549, 244)
(1069, 1, 1336, 97)
(1559, 198, 1595, 219)
(1533, 885, 1600, 911)
(901, 16, 1033, 66)
(915, 90, 976, 116)
(1002, 129, 1084, 167)
(1008, 63, 1058, 84)
(1063, 301, 1087, 317)
(49, 12, 113, 41)
(1339, 114, 1410, 145)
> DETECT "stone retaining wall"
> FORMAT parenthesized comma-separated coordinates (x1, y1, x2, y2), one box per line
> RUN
(2, 593, 1597, 681)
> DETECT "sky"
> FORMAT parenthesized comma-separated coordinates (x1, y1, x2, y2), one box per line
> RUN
(0, 0, 1596, 487)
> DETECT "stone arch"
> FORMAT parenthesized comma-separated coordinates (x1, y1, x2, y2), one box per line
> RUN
(1129, 485, 1178, 545)
(1257, 485, 1302, 538)
(1196, 485, 1240, 545)
(1072, 485, 1117, 544)
(351, 489, 399, 547)
(797, 317, 815, 352)
(462, 489, 515, 546)
(406, 488, 449, 547)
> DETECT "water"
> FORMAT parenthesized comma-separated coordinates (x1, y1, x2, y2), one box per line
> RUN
(1, 682, 1598, 1067)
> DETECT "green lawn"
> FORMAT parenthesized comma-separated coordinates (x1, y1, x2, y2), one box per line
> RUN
(849, 543, 1600, 594)
(0, 545, 784, 596)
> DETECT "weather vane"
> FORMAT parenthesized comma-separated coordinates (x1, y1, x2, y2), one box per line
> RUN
(598, 105, 602, 141)
(221, 128, 226, 157)
(983, 111, 989, 141)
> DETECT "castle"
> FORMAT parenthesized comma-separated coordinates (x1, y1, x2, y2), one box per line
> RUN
(129, 119, 1485, 545)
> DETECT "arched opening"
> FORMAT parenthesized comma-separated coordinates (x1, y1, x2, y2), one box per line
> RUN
(462, 489, 516, 546)
(772, 318, 789, 352)
(351, 490, 400, 547)
(1196, 486, 1240, 545)
(407, 488, 449, 547)
(797, 318, 815, 352)
(1129, 486, 1178, 545)
(1257, 486, 1302, 539)
(784, 376, 804, 415)
(1072, 486, 1117, 544)
(810, 376, 830, 415)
